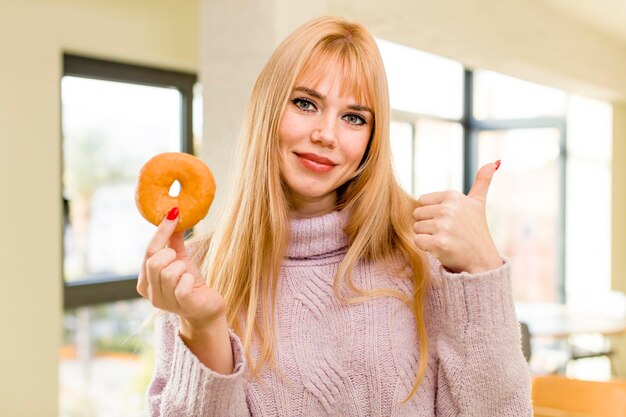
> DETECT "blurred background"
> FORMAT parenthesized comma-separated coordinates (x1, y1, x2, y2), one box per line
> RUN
(1, 0, 625, 416)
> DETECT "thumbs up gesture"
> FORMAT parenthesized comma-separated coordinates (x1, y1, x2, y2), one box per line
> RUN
(412, 161, 503, 274)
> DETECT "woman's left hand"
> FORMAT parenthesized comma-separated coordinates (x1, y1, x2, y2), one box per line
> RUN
(412, 161, 503, 274)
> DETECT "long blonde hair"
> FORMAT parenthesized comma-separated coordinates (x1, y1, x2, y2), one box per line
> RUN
(195, 16, 431, 403)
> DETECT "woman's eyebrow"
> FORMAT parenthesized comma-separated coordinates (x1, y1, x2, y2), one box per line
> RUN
(294, 86, 323, 100)
(293, 86, 373, 115)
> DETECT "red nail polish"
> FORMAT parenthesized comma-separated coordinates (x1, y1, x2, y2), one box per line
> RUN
(167, 207, 179, 220)
(494, 160, 501, 171)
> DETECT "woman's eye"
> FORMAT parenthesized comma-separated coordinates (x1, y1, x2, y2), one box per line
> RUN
(292, 98, 315, 111)
(344, 114, 366, 126)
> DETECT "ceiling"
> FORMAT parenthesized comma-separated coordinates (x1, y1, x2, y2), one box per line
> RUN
(541, 0, 626, 43)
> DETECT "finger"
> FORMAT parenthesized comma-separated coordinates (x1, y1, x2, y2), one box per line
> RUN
(412, 205, 441, 222)
(413, 233, 433, 253)
(174, 273, 196, 306)
(138, 251, 151, 298)
(413, 219, 437, 235)
(145, 248, 177, 304)
(145, 207, 180, 259)
(416, 190, 464, 207)
(416, 191, 448, 207)
(137, 268, 148, 298)
(159, 259, 187, 309)
(468, 161, 500, 202)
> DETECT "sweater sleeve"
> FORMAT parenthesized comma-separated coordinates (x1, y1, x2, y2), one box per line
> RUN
(147, 312, 251, 417)
(426, 255, 533, 416)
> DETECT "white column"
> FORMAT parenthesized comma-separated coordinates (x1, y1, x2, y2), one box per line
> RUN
(611, 102, 626, 378)
(198, 0, 327, 230)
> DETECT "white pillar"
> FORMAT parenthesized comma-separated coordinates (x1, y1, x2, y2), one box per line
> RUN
(198, 0, 328, 231)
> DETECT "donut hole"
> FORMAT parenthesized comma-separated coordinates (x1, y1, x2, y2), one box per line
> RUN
(169, 180, 181, 197)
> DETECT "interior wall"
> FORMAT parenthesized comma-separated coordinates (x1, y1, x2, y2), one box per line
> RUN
(0, 0, 198, 415)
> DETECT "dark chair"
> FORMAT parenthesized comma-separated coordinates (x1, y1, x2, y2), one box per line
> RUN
(520, 321, 532, 362)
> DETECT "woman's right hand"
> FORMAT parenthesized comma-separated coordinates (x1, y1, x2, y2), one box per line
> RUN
(137, 207, 227, 332)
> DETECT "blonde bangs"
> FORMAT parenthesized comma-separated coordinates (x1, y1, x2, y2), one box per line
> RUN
(297, 42, 374, 111)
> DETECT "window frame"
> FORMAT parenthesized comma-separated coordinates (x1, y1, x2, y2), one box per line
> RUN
(61, 54, 197, 309)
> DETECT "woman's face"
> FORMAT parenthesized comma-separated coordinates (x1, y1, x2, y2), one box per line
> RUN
(278, 63, 373, 218)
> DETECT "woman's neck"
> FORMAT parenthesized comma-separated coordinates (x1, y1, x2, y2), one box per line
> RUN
(288, 191, 337, 219)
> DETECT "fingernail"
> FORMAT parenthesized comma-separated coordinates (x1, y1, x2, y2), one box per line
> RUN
(494, 160, 501, 171)
(167, 207, 179, 220)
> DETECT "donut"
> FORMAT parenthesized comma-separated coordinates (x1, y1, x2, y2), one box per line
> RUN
(135, 152, 216, 232)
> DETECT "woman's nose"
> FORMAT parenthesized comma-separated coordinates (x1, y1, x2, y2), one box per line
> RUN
(311, 115, 337, 147)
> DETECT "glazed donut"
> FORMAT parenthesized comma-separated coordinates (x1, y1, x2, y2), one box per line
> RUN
(135, 152, 216, 232)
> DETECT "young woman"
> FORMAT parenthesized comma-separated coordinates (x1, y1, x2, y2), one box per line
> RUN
(138, 16, 532, 416)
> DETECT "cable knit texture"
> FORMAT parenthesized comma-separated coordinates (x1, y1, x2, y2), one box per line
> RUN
(147, 210, 533, 416)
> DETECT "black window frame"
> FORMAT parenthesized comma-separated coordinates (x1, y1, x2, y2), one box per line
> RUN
(61, 54, 197, 310)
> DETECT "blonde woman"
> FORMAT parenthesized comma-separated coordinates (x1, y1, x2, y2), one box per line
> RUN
(138, 16, 532, 416)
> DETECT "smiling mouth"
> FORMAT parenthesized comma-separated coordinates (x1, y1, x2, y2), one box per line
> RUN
(295, 152, 336, 173)
(296, 153, 335, 165)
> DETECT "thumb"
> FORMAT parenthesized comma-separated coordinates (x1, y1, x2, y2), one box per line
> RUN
(468, 160, 500, 202)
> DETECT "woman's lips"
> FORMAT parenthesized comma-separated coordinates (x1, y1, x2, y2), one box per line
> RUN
(295, 152, 336, 174)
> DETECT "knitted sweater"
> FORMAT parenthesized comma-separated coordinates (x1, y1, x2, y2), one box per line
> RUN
(147, 210, 533, 416)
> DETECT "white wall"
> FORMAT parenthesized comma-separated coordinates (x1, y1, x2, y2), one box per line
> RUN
(613, 103, 626, 294)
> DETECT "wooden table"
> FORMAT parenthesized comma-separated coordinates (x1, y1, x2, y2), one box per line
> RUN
(515, 302, 626, 376)
(515, 302, 626, 339)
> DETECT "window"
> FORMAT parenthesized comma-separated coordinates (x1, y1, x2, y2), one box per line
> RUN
(565, 96, 613, 308)
(61, 55, 198, 417)
(473, 70, 568, 303)
(377, 38, 465, 196)
(377, 41, 612, 307)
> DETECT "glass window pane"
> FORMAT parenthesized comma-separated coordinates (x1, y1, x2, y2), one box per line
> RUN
(414, 119, 463, 195)
(473, 71, 567, 120)
(60, 299, 154, 417)
(62, 76, 182, 283)
(478, 128, 562, 302)
(376, 38, 464, 119)
(390, 121, 413, 194)
(566, 96, 613, 309)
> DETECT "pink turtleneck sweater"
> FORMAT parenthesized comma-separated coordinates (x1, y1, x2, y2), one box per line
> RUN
(147, 210, 532, 416)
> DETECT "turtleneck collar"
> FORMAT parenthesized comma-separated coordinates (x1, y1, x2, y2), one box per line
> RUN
(287, 210, 350, 259)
